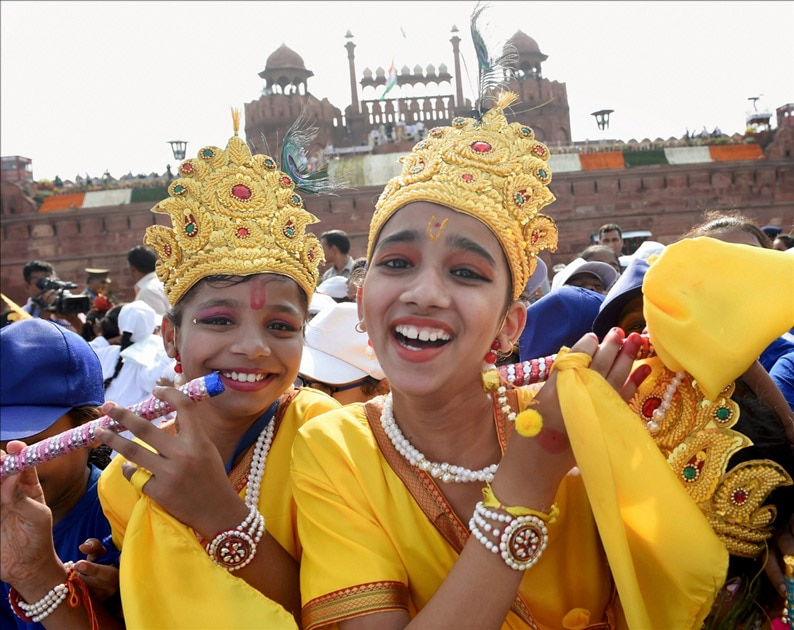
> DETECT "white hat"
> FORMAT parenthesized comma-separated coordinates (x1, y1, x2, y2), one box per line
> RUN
(118, 300, 157, 343)
(551, 258, 619, 293)
(309, 291, 336, 316)
(317, 275, 349, 300)
(618, 240, 666, 267)
(299, 302, 385, 385)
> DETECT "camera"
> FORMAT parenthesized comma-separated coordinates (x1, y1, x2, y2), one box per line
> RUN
(34, 277, 92, 315)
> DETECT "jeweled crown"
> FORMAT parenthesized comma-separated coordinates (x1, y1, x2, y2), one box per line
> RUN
(369, 92, 558, 301)
(144, 110, 324, 306)
(630, 355, 793, 558)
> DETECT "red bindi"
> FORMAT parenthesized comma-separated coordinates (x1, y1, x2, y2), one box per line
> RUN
(250, 277, 267, 310)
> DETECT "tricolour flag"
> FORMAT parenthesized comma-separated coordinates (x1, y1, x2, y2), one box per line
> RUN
(379, 60, 397, 101)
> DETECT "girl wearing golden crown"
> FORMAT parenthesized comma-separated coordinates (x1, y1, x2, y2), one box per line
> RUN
(289, 82, 794, 627)
(0, 111, 340, 629)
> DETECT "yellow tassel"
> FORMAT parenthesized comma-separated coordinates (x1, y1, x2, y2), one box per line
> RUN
(231, 107, 240, 136)
(495, 90, 519, 111)
(515, 408, 543, 437)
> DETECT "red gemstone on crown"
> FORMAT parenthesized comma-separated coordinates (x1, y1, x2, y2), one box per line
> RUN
(461, 173, 474, 182)
(281, 176, 292, 186)
(732, 489, 748, 505)
(471, 141, 492, 153)
(236, 227, 250, 238)
(231, 184, 252, 200)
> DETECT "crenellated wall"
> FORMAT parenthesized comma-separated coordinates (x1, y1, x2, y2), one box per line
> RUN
(3, 153, 791, 309)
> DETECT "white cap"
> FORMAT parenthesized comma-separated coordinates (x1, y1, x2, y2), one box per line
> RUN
(299, 302, 385, 385)
(118, 300, 157, 343)
(317, 275, 349, 299)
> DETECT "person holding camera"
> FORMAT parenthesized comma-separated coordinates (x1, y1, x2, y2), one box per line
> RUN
(21, 260, 88, 332)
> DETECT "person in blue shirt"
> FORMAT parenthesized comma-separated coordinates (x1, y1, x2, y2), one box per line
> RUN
(0, 318, 122, 629)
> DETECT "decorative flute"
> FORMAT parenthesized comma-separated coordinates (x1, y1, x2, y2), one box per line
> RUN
(496, 333, 654, 387)
(1, 372, 224, 479)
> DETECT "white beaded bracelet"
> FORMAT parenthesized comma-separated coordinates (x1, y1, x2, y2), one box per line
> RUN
(15, 581, 69, 622)
(206, 505, 266, 572)
(470, 501, 549, 571)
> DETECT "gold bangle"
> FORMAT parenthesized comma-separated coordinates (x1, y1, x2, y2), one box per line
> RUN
(481, 483, 559, 523)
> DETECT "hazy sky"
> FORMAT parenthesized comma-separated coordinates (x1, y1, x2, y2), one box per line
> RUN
(2, 1, 792, 182)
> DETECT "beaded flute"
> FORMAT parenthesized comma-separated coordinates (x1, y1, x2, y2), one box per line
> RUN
(497, 334, 654, 387)
(1, 372, 224, 479)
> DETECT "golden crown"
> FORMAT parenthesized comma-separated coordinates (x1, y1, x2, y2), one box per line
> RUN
(369, 92, 558, 301)
(144, 110, 324, 306)
(630, 355, 792, 558)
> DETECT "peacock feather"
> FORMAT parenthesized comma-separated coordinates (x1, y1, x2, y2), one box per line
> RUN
(470, 1, 518, 116)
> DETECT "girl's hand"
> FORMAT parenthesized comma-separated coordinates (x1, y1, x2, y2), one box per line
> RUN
(95, 388, 249, 540)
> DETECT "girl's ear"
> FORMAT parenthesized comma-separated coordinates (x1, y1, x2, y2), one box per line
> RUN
(161, 316, 178, 359)
(499, 300, 528, 350)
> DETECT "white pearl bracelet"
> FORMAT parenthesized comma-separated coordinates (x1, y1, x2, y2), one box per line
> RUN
(470, 501, 549, 571)
(206, 505, 266, 572)
(15, 581, 69, 622)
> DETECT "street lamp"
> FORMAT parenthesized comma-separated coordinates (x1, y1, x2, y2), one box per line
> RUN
(591, 109, 614, 131)
(168, 140, 188, 161)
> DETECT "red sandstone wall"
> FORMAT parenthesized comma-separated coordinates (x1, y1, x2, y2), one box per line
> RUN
(2, 158, 792, 308)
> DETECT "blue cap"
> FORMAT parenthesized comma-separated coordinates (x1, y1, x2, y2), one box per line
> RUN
(0, 319, 104, 441)
(592, 256, 651, 340)
(519, 286, 604, 362)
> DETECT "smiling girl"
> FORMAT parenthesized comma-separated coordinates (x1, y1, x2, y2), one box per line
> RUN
(0, 112, 340, 629)
(290, 93, 729, 630)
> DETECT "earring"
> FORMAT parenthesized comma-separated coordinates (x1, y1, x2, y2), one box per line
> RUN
(173, 354, 187, 387)
(484, 340, 500, 365)
(365, 339, 377, 361)
(355, 321, 367, 333)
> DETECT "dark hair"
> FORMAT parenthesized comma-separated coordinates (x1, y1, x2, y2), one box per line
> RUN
(580, 244, 621, 266)
(598, 224, 622, 239)
(774, 233, 794, 249)
(127, 245, 158, 274)
(683, 210, 772, 248)
(168, 274, 309, 327)
(101, 304, 123, 339)
(23, 260, 54, 284)
(320, 230, 351, 255)
(702, 377, 794, 628)
(104, 331, 134, 390)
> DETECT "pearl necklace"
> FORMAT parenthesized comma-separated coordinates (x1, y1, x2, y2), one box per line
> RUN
(380, 392, 499, 483)
(244, 419, 275, 509)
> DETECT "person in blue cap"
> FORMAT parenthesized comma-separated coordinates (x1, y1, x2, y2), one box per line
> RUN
(518, 285, 605, 363)
(0, 318, 122, 629)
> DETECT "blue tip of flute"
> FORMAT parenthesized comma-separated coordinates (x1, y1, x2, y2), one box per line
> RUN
(205, 372, 225, 396)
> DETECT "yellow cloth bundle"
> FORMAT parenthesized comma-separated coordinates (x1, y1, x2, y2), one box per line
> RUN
(643, 237, 794, 401)
(554, 350, 728, 629)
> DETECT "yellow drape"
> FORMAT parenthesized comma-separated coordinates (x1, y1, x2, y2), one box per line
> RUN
(554, 350, 728, 629)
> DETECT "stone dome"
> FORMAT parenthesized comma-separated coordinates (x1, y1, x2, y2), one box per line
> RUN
(508, 30, 545, 57)
(266, 43, 307, 70)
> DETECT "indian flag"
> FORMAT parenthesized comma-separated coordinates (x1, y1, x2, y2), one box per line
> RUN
(379, 60, 397, 101)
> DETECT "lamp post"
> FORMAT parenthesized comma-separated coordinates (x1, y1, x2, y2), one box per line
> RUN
(166, 140, 188, 182)
(168, 140, 188, 161)
(591, 109, 614, 131)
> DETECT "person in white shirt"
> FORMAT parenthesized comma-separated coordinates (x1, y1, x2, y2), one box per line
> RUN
(319, 230, 355, 282)
(126, 245, 171, 316)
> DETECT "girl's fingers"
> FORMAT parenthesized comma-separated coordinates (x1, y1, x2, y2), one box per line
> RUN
(95, 427, 162, 475)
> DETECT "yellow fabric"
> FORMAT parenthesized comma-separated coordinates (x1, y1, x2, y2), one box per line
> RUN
(293, 370, 728, 629)
(643, 237, 794, 401)
(554, 350, 728, 629)
(292, 396, 614, 630)
(98, 387, 339, 629)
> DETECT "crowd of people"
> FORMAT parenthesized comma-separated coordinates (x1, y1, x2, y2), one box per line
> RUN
(1, 90, 793, 630)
